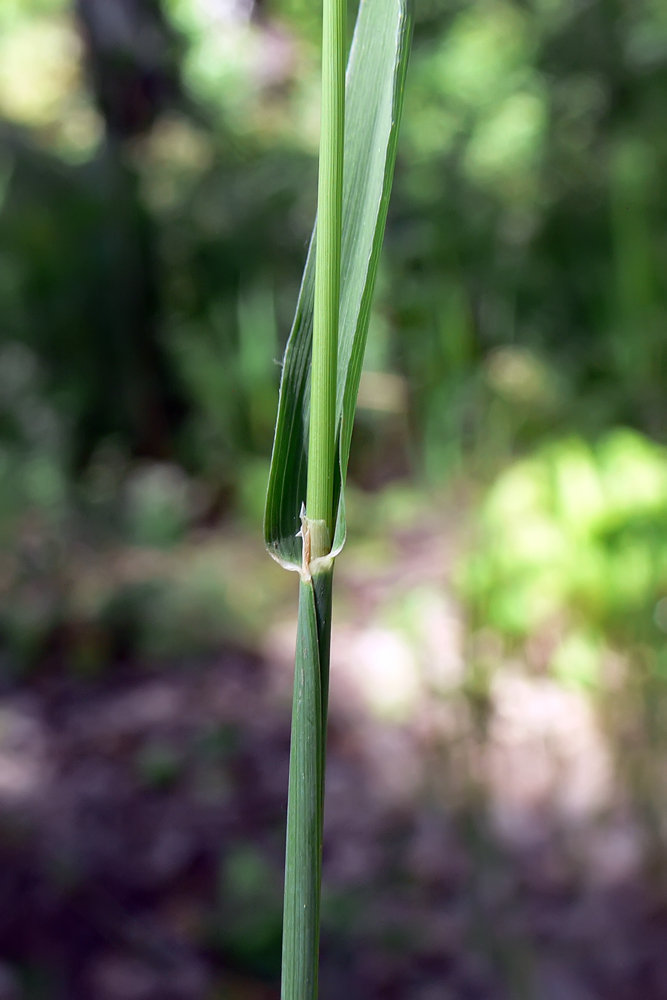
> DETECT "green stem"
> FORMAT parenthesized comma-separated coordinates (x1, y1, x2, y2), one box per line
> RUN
(306, 0, 346, 548)
(281, 0, 344, 995)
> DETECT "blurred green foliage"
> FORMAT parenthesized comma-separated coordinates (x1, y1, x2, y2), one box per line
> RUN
(0, 0, 666, 669)
(212, 844, 283, 978)
(0, 0, 665, 487)
(461, 431, 667, 685)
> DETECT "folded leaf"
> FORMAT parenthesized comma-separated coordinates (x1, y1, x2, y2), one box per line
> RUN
(264, 0, 412, 570)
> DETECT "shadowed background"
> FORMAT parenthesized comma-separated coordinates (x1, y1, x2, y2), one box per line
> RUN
(1, 0, 667, 997)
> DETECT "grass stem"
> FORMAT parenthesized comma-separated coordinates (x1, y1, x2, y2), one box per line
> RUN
(273, 0, 411, 996)
(280, 0, 345, 996)
(306, 0, 346, 550)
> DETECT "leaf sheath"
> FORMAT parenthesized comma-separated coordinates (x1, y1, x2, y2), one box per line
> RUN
(280, 569, 333, 1000)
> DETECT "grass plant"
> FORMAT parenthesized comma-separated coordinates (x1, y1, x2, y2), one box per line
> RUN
(264, 0, 412, 996)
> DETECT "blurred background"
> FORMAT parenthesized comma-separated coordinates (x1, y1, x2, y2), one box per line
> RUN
(1, 0, 667, 996)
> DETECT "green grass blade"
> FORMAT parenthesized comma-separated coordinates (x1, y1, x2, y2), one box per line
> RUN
(281, 569, 333, 1000)
(264, 0, 413, 569)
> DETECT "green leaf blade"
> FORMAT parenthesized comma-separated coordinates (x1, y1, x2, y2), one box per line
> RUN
(265, 0, 412, 569)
